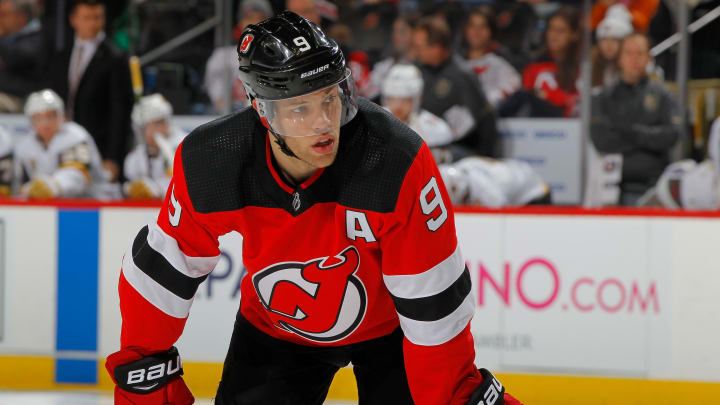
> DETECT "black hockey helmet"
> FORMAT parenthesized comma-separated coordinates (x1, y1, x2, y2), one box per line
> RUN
(236, 11, 358, 143)
(237, 11, 346, 101)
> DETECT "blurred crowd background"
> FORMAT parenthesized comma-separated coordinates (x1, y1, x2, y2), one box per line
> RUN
(0, 0, 719, 209)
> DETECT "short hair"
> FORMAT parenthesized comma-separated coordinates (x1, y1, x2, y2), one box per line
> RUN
(467, 6, 496, 37)
(415, 16, 452, 50)
(1, 0, 38, 21)
(71, 0, 104, 12)
(620, 32, 652, 53)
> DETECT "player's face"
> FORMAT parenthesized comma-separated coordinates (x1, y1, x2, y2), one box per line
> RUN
(31, 111, 61, 145)
(273, 85, 342, 139)
(273, 86, 343, 168)
(143, 119, 169, 149)
(385, 97, 414, 124)
(465, 14, 492, 51)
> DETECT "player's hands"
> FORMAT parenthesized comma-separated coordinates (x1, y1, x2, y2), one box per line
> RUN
(465, 368, 523, 405)
(125, 179, 160, 200)
(106, 347, 194, 405)
(24, 177, 59, 199)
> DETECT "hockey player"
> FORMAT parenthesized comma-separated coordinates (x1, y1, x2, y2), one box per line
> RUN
(15, 89, 105, 199)
(382, 64, 454, 147)
(105, 12, 522, 405)
(124, 94, 186, 200)
(439, 156, 551, 207)
(0, 125, 12, 196)
(653, 159, 720, 210)
(381, 64, 475, 164)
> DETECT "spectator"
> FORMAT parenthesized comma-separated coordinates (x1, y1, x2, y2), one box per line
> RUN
(15, 89, 105, 199)
(46, 0, 133, 182)
(591, 0, 659, 33)
(590, 33, 681, 206)
(286, 0, 321, 26)
(124, 94, 186, 200)
(591, 8, 633, 89)
(381, 63, 456, 163)
(326, 23, 373, 99)
(0, 124, 12, 196)
(502, 6, 582, 118)
(457, 6, 521, 108)
(342, 0, 397, 65)
(0, 0, 43, 112)
(412, 16, 498, 158)
(491, 1, 538, 72)
(204, 0, 273, 113)
(367, 15, 416, 101)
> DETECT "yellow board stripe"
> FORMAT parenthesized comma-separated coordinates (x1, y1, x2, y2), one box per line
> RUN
(2, 356, 720, 403)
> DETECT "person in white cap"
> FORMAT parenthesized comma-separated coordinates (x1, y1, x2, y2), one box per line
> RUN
(591, 5, 633, 89)
(15, 89, 105, 199)
(123, 93, 186, 199)
(381, 63, 466, 164)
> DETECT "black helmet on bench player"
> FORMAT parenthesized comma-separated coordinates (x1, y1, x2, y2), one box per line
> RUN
(237, 11, 358, 143)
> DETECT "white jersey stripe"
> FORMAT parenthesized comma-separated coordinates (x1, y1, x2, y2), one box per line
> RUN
(383, 244, 465, 299)
(397, 293, 474, 346)
(146, 222, 220, 278)
(122, 249, 194, 318)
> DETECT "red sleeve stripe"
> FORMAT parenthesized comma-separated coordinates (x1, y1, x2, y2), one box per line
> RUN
(383, 244, 465, 299)
(121, 244, 195, 319)
(147, 222, 220, 278)
(397, 293, 474, 347)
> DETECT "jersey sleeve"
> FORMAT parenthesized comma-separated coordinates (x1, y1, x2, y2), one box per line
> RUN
(380, 143, 483, 405)
(118, 141, 222, 351)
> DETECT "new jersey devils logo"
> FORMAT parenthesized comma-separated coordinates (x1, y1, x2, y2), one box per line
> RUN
(252, 246, 367, 343)
(239, 34, 254, 54)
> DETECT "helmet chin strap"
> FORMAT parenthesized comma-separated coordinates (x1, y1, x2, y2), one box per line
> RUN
(269, 128, 298, 159)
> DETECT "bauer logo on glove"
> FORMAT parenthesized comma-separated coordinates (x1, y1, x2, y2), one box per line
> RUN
(113, 346, 184, 394)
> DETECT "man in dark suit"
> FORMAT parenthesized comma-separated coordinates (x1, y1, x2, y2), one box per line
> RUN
(46, 0, 133, 181)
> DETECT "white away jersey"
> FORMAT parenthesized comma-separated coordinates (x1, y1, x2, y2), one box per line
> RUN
(124, 126, 186, 197)
(440, 156, 548, 207)
(15, 121, 105, 197)
(456, 53, 521, 107)
(407, 109, 456, 147)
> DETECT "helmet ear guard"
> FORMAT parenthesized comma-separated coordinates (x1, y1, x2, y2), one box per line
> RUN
(250, 98, 271, 131)
(249, 94, 297, 158)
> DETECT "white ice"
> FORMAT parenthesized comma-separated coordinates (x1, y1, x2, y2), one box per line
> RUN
(0, 391, 356, 404)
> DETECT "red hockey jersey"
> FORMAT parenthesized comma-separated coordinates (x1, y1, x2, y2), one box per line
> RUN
(118, 98, 483, 404)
